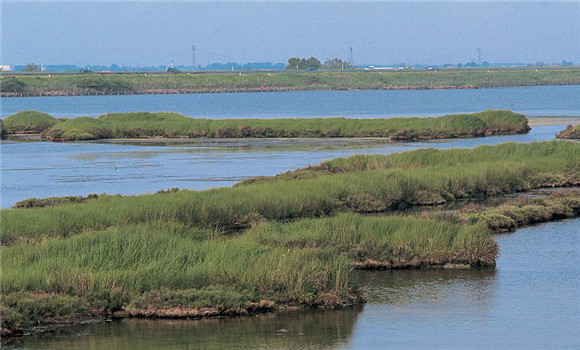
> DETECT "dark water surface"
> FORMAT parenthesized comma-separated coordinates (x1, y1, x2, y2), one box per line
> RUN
(0, 125, 564, 208)
(2, 85, 580, 119)
(7, 219, 579, 349)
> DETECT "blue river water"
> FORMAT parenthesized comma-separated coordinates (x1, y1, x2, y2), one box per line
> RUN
(2, 85, 580, 119)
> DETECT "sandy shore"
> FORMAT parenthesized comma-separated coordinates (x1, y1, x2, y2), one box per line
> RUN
(527, 116, 580, 126)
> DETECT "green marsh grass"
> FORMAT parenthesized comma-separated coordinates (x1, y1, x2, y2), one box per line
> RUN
(1, 214, 496, 330)
(450, 190, 580, 231)
(34, 109, 529, 141)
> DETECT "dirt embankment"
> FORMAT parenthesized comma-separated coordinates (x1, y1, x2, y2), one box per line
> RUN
(0, 85, 479, 98)
(556, 125, 580, 139)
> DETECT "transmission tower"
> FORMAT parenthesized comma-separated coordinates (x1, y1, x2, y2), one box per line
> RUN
(477, 48, 482, 67)
(192, 45, 197, 71)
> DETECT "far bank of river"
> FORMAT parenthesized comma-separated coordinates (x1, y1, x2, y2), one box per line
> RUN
(2, 68, 579, 98)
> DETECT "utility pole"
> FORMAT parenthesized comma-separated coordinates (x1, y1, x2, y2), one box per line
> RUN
(192, 45, 197, 71)
(349, 47, 354, 67)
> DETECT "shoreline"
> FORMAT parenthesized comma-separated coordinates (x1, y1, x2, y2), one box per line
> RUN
(0, 85, 481, 98)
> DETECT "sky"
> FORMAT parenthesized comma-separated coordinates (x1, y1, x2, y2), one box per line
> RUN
(1, 1, 579, 66)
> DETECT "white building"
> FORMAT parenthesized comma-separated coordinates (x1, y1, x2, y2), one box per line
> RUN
(0, 65, 12, 72)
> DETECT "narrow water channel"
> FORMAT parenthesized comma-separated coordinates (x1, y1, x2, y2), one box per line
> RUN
(0, 124, 565, 208)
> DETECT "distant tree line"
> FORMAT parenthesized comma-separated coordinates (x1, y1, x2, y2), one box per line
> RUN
(286, 57, 322, 70)
(286, 57, 352, 70)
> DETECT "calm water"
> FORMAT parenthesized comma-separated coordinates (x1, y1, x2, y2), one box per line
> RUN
(6, 219, 579, 349)
(2, 85, 580, 119)
(0, 125, 565, 208)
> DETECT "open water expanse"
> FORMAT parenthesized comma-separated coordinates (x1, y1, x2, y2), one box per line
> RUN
(2, 85, 580, 119)
(1, 86, 579, 349)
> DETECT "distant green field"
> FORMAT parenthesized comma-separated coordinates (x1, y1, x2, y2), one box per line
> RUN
(1, 68, 579, 96)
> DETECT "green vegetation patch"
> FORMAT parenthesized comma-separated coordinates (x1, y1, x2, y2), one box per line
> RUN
(36, 109, 529, 141)
(1, 212, 497, 332)
(2, 110, 59, 134)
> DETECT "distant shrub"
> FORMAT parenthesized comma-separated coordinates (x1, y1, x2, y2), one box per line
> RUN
(0, 120, 7, 139)
(3, 111, 58, 134)
(0, 77, 27, 93)
(76, 76, 133, 92)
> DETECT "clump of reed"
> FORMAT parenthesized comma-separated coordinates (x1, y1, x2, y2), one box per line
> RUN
(250, 214, 497, 268)
(448, 190, 580, 232)
(13, 193, 102, 209)
(33, 110, 529, 141)
(2, 110, 60, 134)
(0, 220, 352, 331)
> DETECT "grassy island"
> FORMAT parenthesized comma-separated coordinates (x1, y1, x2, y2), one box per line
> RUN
(1, 68, 579, 97)
(2, 141, 580, 336)
(556, 124, 580, 139)
(2, 109, 530, 142)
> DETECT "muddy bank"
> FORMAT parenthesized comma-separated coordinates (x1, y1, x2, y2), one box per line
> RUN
(2, 294, 361, 338)
(353, 258, 494, 270)
(0, 85, 480, 98)
(556, 124, 580, 139)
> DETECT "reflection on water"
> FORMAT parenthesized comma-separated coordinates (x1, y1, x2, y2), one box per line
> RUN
(4, 219, 579, 349)
(346, 219, 580, 349)
(5, 310, 360, 350)
(0, 125, 566, 208)
(357, 269, 496, 305)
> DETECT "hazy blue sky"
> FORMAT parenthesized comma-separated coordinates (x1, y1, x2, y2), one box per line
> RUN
(2, 1, 579, 66)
